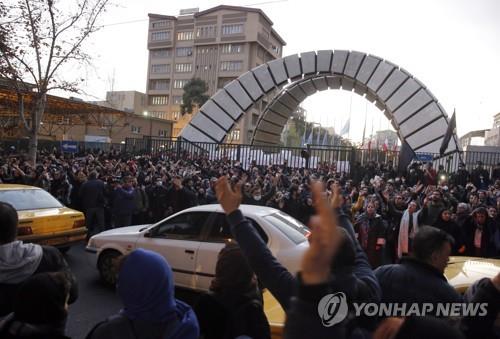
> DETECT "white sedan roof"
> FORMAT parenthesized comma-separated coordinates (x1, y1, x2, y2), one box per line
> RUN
(179, 204, 281, 218)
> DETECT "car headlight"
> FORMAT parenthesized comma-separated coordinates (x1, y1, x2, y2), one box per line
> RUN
(87, 237, 97, 249)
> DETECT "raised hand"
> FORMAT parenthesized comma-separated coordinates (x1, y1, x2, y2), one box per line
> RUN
(301, 181, 341, 285)
(330, 182, 343, 209)
(215, 176, 243, 215)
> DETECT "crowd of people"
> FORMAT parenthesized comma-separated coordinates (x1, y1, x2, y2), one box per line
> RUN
(0, 148, 500, 338)
(1, 149, 499, 258)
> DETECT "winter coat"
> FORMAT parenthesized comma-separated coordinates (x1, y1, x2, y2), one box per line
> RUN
(0, 242, 78, 317)
(79, 179, 105, 210)
(375, 257, 462, 308)
(354, 213, 387, 268)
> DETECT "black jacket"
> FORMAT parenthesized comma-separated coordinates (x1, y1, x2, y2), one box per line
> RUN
(79, 179, 105, 210)
(194, 290, 270, 339)
(0, 246, 78, 317)
(375, 257, 461, 308)
(227, 209, 380, 336)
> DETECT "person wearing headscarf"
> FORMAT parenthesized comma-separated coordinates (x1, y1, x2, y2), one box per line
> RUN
(194, 243, 270, 339)
(0, 272, 72, 339)
(354, 201, 388, 268)
(434, 208, 465, 255)
(86, 249, 199, 339)
(463, 207, 497, 257)
(397, 201, 421, 259)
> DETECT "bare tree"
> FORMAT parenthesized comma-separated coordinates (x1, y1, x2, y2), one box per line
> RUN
(0, 0, 110, 164)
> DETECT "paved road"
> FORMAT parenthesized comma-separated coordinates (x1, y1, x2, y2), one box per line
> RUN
(64, 243, 200, 339)
(64, 243, 121, 339)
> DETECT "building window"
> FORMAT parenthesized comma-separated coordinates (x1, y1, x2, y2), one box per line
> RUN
(149, 95, 168, 105)
(247, 130, 253, 142)
(252, 113, 259, 126)
(176, 47, 193, 57)
(231, 129, 240, 141)
(175, 63, 192, 73)
(151, 20, 171, 29)
(168, 111, 180, 120)
(221, 43, 243, 54)
(149, 79, 170, 90)
(131, 125, 141, 134)
(173, 79, 190, 89)
(173, 96, 183, 105)
(158, 129, 169, 137)
(149, 111, 167, 119)
(177, 31, 193, 41)
(151, 31, 170, 41)
(217, 77, 235, 89)
(198, 46, 217, 54)
(151, 64, 170, 74)
(271, 44, 281, 54)
(151, 48, 171, 58)
(220, 61, 243, 72)
(196, 25, 216, 38)
(222, 24, 243, 35)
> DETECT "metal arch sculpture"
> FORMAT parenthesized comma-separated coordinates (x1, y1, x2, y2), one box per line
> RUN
(180, 50, 460, 156)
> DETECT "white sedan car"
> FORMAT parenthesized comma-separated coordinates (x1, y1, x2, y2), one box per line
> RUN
(86, 204, 310, 291)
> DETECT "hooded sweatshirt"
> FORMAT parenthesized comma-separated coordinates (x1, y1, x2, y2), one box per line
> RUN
(0, 243, 78, 317)
(0, 241, 43, 284)
(86, 249, 199, 339)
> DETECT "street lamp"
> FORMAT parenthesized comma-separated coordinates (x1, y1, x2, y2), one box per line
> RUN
(143, 111, 152, 137)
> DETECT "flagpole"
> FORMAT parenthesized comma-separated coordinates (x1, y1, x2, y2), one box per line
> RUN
(348, 93, 353, 142)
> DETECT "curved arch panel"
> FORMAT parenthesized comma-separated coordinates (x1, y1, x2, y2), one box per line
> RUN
(180, 50, 460, 157)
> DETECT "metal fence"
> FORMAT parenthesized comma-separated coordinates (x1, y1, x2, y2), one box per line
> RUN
(123, 137, 500, 175)
(2, 136, 499, 175)
(0, 139, 125, 154)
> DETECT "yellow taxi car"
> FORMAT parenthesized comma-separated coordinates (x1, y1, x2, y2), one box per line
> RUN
(0, 184, 86, 250)
(263, 256, 500, 339)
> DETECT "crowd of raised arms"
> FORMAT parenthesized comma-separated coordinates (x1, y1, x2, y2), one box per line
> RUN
(0, 147, 499, 339)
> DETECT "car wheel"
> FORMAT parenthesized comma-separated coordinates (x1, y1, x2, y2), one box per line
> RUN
(97, 250, 122, 286)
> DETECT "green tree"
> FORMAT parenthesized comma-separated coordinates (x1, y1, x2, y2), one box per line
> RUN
(180, 78, 209, 115)
(0, 0, 110, 164)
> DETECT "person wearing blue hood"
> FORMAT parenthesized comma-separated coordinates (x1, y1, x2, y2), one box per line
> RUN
(86, 248, 199, 339)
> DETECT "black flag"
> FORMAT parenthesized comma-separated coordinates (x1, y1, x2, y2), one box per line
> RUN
(398, 140, 416, 175)
(439, 109, 456, 156)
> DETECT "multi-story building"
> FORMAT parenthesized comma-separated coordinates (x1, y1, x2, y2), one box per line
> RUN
(92, 91, 147, 115)
(484, 112, 500, 146)
(145, 5, 286, 143)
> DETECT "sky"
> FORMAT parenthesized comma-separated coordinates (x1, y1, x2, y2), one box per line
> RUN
(72, 0, 500, 142)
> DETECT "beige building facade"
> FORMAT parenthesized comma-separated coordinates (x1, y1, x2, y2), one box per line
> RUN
(146, 5, 286, 143)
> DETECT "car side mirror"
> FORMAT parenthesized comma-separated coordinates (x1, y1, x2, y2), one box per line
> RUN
(144, 230, 153, 238)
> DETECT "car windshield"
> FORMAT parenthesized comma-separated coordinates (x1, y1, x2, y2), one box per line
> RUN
(264, 212, 310, 244)
(0, 189, 63, 210)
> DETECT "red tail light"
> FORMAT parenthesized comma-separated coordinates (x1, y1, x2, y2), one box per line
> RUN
(18, 226, 33, 236)
(304, 230, 311, 239)
(73, 219, 86, 228)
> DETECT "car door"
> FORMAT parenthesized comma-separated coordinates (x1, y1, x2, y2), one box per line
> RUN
(136, 211, 211, 289)
(195, 212, 269, 291)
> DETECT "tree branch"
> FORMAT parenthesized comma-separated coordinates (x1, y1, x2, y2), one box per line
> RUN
(48, 0, 109, 81)
(24, 0, 43, 87)
(43, 0, 57, 85)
